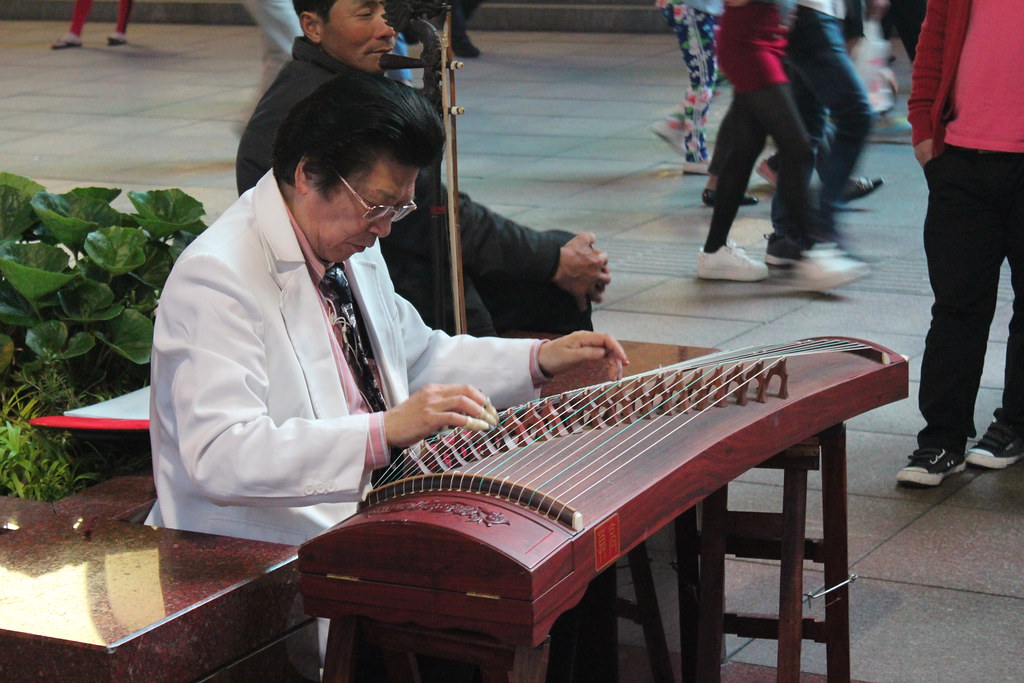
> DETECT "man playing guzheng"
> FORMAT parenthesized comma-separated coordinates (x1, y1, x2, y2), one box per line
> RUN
(144, 71, 626, 665)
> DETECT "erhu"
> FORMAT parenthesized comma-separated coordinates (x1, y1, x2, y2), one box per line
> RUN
(379, 0, 468, 335)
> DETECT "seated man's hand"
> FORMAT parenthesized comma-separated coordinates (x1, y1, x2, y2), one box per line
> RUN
(552, 232, 612, 311)
(538, 331, 629, 382)
(383, 383, 497, 448)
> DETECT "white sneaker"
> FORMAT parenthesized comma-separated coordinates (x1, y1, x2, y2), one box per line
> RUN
(652, 119, 686, 156)
(794, 244, 869, 291)
(697, 243, 769, 281)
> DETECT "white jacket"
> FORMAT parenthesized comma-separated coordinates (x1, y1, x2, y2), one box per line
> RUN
(145, 173, 540, 546)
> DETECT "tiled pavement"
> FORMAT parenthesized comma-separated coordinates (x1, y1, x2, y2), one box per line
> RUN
(2, 19, 1022, 683)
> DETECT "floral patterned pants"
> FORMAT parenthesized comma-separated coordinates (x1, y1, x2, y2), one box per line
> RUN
(660, 4, 718, 163)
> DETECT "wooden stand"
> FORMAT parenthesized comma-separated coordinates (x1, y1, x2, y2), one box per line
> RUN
(323, 618, 550, 683)
(677, 424, 851, 683)
(321, 541, 675, 683)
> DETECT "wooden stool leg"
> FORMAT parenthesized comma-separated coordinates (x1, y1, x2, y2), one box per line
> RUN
(675, 508, 700, 683)
(776, 466, 808, 683)
(575, 566, 618, 683)
(626, 544, 675, 683)
(381, 648, 420, 683)
(479, 643, 549, 683)
(322, 618, 358, 683)
(695, 486, 729, 683)
(820, 424, 851, 683)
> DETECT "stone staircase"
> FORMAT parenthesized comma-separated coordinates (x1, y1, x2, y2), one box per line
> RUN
(0, 0, 667, 33)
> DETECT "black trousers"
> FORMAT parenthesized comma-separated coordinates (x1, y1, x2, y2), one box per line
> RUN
(918, 147, 1024, 452)
(705, 83, 815, 253)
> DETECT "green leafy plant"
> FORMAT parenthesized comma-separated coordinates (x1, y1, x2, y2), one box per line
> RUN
(0, 171, 207, 500)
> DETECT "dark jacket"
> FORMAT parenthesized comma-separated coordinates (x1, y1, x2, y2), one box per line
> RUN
(236, 38, 579, 336)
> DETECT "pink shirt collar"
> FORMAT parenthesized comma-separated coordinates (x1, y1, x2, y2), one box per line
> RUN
(285, 201, 334, 280)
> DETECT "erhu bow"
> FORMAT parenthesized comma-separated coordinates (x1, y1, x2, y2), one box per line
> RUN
(379, 0, 468, 335)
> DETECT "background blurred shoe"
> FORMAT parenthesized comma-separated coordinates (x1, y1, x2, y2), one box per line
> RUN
(873, 114, 912, 136)
(841, 176, 883, 202)
(794, 243, 869, 291)
(682, 160, 711, 175)
(764, 234, 804, 266)
(702, 189, 758, 207)
(107, 33, 127, 46)
(51, 33, 82, 49)
(651, 119, 686, 156)
(453, 40, 480, 58)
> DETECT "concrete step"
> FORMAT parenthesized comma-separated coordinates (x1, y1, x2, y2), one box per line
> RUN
(1, 0, 668, 33)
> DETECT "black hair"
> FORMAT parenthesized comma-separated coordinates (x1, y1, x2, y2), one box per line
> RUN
(292, 0, 336, 20)
(272, 71, 443, 195)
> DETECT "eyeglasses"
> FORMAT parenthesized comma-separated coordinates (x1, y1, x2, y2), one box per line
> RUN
(337, 174, 417, 224)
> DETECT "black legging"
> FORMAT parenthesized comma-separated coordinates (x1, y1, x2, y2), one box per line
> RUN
(704, 83, 816, 253)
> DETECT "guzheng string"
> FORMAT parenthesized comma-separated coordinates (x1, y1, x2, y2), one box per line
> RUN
(372, 338, 870, 525)
(376, 337, 864, 484)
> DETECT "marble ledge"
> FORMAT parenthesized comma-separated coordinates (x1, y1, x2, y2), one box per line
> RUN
(0, 470, 316, 681)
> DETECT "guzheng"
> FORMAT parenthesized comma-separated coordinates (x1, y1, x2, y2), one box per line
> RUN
(299, 337, 908, 649)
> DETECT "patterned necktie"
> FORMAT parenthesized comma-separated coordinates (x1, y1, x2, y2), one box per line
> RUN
(319, 264, 387, 413)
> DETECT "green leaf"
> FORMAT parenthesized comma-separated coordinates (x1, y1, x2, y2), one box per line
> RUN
(30, 192, 124, 248)
(58, 279, 124, 322)
(0, 280, 35, 327)
(129, 189, 205, 223)
(68, 186, 122, 204)
(0, 333, 12, 374)
(22, 321, 95, 361)
(0, 186, 38, 241)
(75, 258, 109, 283)
(0, 241, 69, 272)
(169, 232, 198, 261)
(128, 189, 207, 239)
(63, 331, 95, 359)
(0, 242, 76, 302)
(132, 241, 175, 289)
(84, 226, 147, 275)
(0, 172, 45, 196)
(25, 320, 68, 359)
(95, 308, 153, 364)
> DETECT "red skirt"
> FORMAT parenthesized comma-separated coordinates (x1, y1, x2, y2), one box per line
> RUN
(717, 3, 789, 94)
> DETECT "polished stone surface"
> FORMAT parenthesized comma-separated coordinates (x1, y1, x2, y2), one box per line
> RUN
(0, 472, 315, 680)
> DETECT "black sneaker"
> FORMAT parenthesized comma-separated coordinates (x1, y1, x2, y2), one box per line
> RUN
(896, 448, 965, 487)
(764, 234, 803, 266)
(966, 420, 1024, 469)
